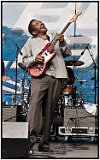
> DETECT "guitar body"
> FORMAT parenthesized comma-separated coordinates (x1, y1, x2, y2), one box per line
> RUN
(28, 43, 56, 78)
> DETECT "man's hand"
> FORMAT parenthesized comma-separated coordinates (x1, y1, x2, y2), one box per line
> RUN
(2, 76, 11, 81)
(35, 54, 44, 63)
(55, 33, 64, 42)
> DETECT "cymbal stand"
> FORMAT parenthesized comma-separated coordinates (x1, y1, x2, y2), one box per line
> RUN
(18, 77, 28, 115)
(72, 66, 79, 105)
(77, 79, 88, 106)
(79, 79, 83, 106)
(74, 74, 78, 105)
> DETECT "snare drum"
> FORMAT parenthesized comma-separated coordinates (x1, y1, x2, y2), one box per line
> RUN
(63, 86, 73, 94)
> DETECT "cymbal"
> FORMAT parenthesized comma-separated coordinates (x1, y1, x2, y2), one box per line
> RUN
(76, 79, 88, 83)
(65, 60, 84, 66)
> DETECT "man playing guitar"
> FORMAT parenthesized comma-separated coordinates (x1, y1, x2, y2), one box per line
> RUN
(21, 12, 81, 154)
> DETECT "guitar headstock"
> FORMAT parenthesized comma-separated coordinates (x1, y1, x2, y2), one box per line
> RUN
(69, 11, 82, 23)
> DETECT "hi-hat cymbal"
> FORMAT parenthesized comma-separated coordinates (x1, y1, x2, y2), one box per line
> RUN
(76, 79, 88, 84)
(65, 60, 84, 66)
(76, 79, 88, 82)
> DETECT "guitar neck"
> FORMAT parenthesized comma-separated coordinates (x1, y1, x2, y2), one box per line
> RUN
(47, 22, 71, 52)
(60, 22, 71, 34)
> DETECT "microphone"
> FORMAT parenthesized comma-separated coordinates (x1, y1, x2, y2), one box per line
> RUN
(18, 62, 27, 71)
(81, 43, 90, 55)
(15, 44, 23, 55)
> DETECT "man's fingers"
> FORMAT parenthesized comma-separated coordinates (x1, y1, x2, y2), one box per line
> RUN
(35, 55, 44, 62)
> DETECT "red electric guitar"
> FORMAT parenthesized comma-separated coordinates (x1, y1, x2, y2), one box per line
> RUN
(28, 11, 82, 78)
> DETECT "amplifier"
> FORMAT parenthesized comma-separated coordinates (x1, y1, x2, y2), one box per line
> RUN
(2, 105, 27, 122)
(64, 106, 96, 128)
(2, 105, 17, 122)
(59, 105, 98, 136)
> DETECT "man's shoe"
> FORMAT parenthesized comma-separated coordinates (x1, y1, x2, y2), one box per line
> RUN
(38, 146, 49, 152)
(38, 145, 53, 152)
(29, 147, 34, 155)
(29, 144, 34, 155)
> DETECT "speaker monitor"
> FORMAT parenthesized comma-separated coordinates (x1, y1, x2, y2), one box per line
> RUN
(2, 105, 17, 122)
(64, 106, 96, 127)
(2, 105, 27, 122)
(59, 106, 98, 136)
(2, 122, 29, 158)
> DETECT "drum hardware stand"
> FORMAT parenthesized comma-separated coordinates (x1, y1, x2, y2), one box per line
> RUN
(16, 73, 29, 121)
(18, 76, 28, 111)
(74, 76, 78, 105)
(11, 94, 15, 105)
(79, 79, 83, 106)
(77, 79, 88, 106)
(27, 80, 31, 104)
(19, 77, 26, 104)
(17, 62, 30, 121)
(57, 105, 62, 118)
(57, 98, 64, 118)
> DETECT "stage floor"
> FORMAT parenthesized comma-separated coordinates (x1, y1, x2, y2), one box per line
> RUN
(29, 140, 98, 158)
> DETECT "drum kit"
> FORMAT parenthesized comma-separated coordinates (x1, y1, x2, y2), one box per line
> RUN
(64, 59, 88, 105)
(57, 59, 88, 117)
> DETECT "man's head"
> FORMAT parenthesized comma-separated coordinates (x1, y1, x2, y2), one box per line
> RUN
(28, 19, 48, 36)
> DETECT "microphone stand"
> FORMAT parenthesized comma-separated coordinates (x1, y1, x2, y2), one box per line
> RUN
(15, 44, 22, 105)
(87, 46, 98, 104)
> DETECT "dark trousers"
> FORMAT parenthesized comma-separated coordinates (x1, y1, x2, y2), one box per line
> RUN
(27, 75, 63, 146)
